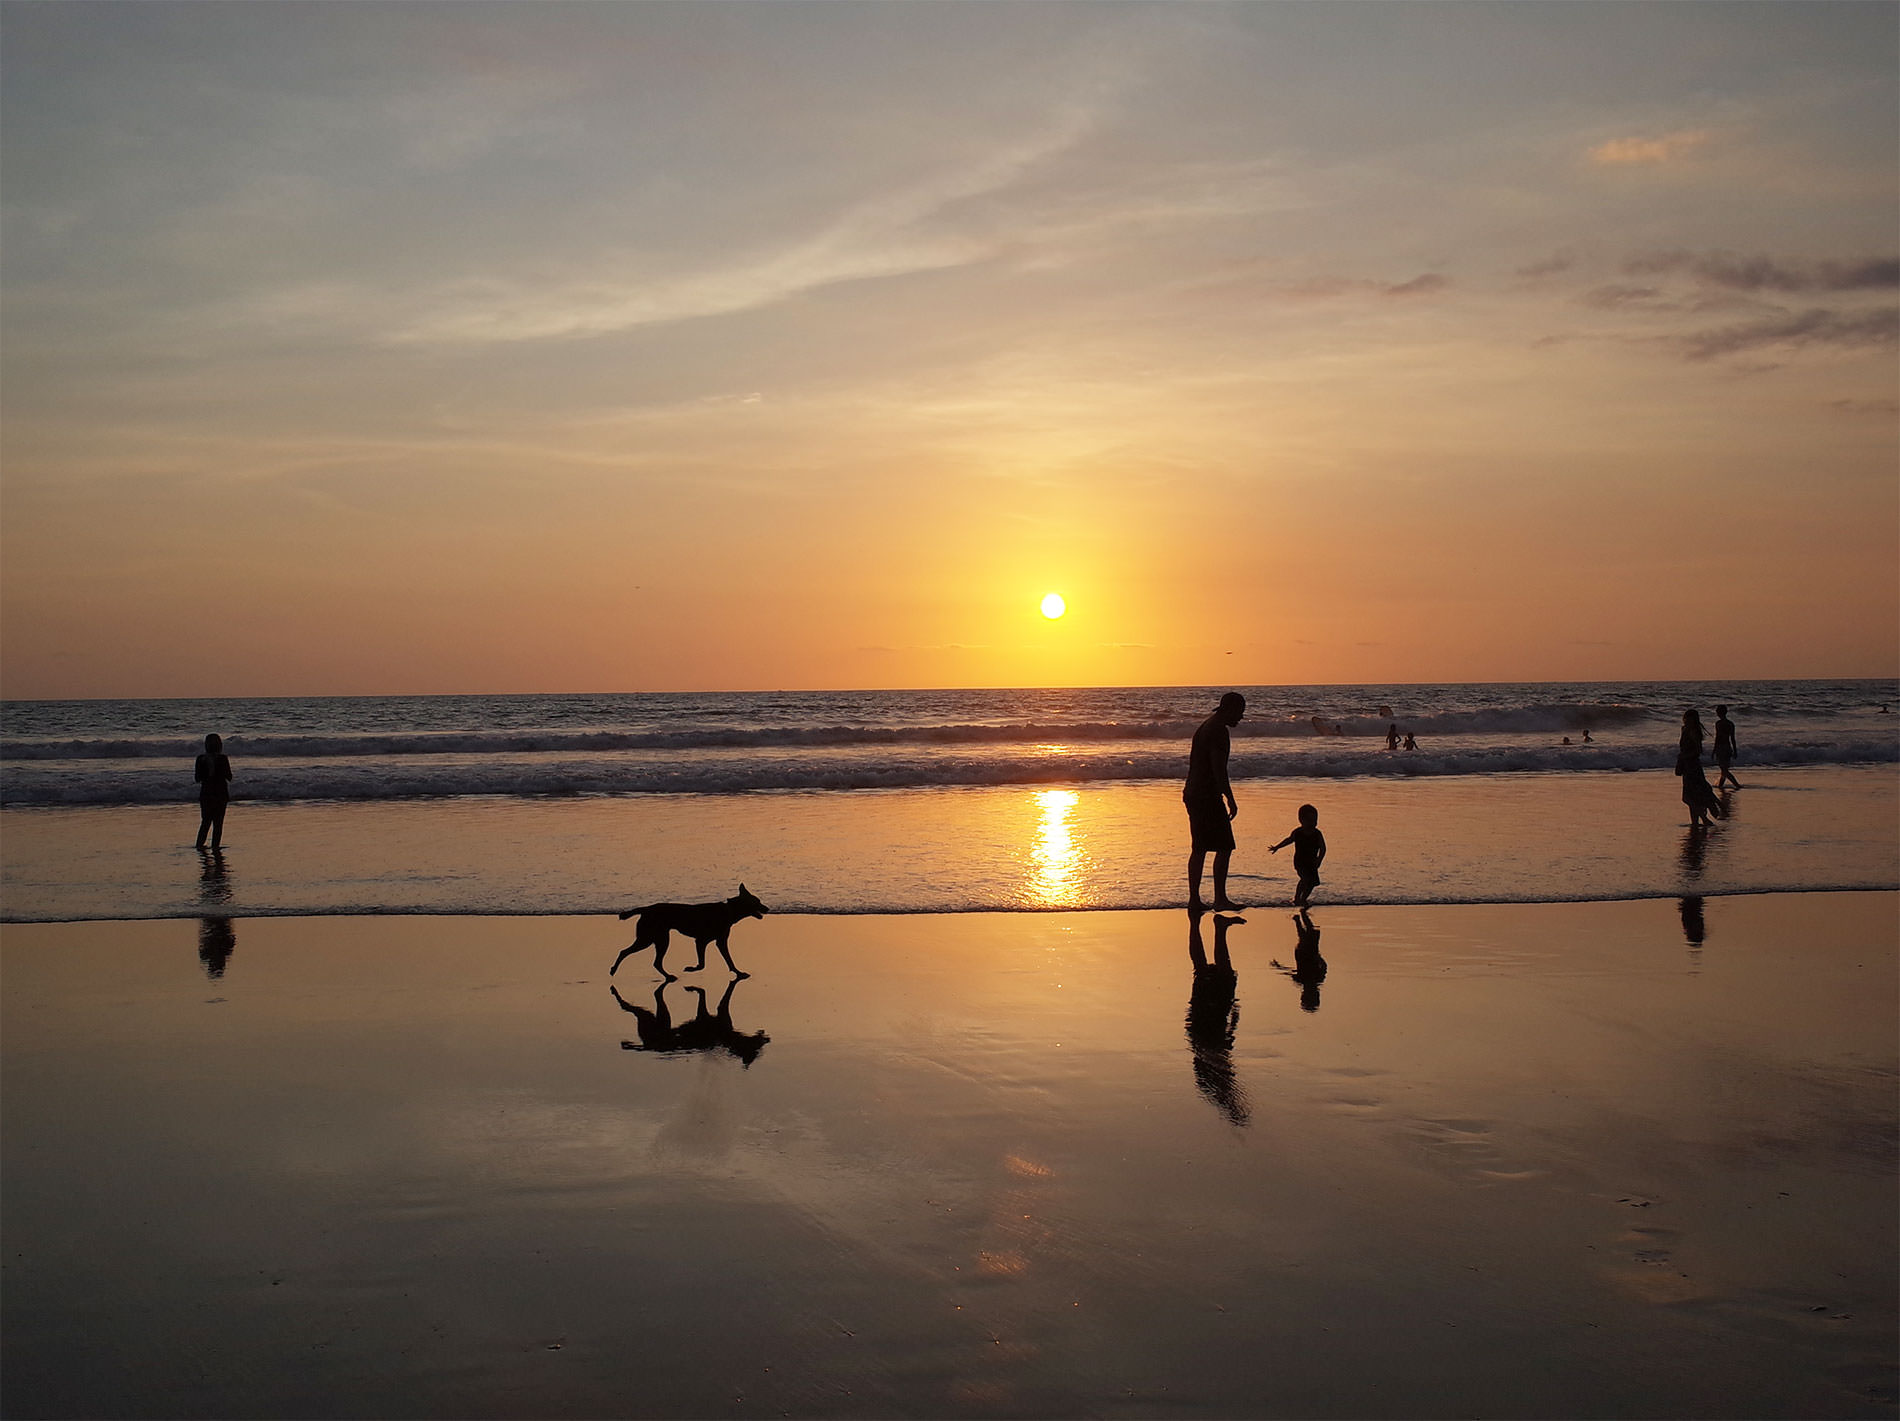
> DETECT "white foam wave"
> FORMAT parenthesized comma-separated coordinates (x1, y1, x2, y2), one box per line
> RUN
(2, 737, 1892, 806)
(0, 701, 1666, 761)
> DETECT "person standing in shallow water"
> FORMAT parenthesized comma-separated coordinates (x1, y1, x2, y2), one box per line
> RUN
(1712, 704, 1740, 790)
(1676, 710, 1724, 828)
(1184, 692, 1245, 911)
(194, 733, 233, 849)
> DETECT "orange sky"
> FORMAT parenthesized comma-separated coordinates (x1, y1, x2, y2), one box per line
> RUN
(3, 3, 1895, 697)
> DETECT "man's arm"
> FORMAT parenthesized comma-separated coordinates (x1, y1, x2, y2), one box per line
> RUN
(1218, 733, 1237, 816)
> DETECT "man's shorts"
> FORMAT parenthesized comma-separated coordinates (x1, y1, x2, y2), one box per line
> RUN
(1185, 795, 1235, 853)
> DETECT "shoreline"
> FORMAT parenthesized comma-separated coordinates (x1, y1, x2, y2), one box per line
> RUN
(5, 879, 1899, 926)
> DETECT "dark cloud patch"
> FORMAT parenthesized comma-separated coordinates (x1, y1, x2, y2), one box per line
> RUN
(1282, 273, 1449, 300)
(1828, 397, 1899, 416)
(1678, 307, 1899, 361)
(1628, 250, 1900, 293)
(1580, 283, 1667, 310)
(1516, 252, 1576, 279)
(1384, 273, 1447, 297)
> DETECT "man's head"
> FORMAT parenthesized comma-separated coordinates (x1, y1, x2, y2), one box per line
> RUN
(1716, 704, 1728, 716)
(1217, 691, 1246, 725)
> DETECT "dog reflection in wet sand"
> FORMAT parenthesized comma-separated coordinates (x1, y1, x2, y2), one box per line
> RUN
(611, 884, 767, 980)
(612, 978, 769, 1069)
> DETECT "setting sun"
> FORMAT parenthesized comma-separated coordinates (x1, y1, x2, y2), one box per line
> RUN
(1040, 593, 1067, 620)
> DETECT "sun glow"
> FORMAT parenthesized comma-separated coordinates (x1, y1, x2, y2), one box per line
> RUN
(1028, 789, 1085, 907)
(1040, 593, 1066, 619)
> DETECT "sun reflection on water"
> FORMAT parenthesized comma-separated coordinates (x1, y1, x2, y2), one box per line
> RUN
(1028, 789, 1087, 908)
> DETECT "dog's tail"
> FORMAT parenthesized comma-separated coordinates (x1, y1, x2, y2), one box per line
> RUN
(618, 905, 648, 921)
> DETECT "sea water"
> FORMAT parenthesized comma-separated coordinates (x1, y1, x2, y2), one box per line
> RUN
(3, 681, 1895, 920)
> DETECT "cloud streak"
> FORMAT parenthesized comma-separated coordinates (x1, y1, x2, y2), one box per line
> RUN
(1676, 307, 1899, 361)
(1628, 250, 1899, 294)
(1588, 129, 1712, 165)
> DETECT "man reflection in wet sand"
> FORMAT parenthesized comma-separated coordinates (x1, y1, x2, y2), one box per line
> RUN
(1271, 910, 1327, 1013)
(1186, 911, 1250, 1126)
(1678, 897, 1707, 947)
(197, 846, 235, 979)
(612, 977, 768, 1068)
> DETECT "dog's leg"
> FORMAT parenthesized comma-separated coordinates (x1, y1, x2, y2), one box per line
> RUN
(651, 931, 676, 980)
(713, 932, 746, 978)
(684, 934, 711, 973)
(610, 942, 645, 976)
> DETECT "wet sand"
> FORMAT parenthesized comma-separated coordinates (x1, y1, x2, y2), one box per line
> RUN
(3, 894, 1895, 1419)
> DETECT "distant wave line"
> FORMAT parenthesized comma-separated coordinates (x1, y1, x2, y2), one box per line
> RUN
(0, 703, 1710, 761)
(2, 737, 1894, 805)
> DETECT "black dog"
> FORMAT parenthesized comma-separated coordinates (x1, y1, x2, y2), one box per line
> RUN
(612, 884, 767, 979)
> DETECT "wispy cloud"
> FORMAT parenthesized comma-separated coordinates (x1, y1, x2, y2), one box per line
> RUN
(1626, 250, 1899, 293)
(1516, 251, 1576, 279)
(1588, 129, 1712, 165)
(1280, 273, 1450, 301)
(1676, 307, 1899, 361)
(391, 97, 1115, 345)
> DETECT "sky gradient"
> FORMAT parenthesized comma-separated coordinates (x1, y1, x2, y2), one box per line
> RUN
(3, 1, 1895, 697)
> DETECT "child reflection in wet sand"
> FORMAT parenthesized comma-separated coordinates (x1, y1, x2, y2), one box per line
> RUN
(1186, 911, 1250, 1127)
(1271, 910, 1327, 1012)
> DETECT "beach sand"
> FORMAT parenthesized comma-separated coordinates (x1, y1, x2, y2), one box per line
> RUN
(3, 894, 1894, 1418)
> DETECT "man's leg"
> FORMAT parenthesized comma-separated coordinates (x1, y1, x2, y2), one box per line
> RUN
(1212, 850, 1235, 908)
(1188, 849, 1207, 908)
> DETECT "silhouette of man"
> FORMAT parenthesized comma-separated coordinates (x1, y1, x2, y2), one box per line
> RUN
(1185, 692, 1245, 910)
(1713, 704, 1739, 790)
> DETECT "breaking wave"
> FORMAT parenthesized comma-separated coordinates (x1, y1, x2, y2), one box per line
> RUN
(0, 701, 1661, 762)
(3, 736, 1892, 806)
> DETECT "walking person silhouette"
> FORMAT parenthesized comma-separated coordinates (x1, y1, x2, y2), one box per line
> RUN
(1712, 704, 1740, 790)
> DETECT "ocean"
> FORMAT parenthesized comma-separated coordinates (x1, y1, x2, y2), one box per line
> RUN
(3, 679, 1896, 921)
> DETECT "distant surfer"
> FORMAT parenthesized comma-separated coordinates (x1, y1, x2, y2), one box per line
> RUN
(1385, 723, 1400, 751)
(1185, 692, 1245, 912)
(1712, 704, 1740, 790)
(193, 733, 233, 850)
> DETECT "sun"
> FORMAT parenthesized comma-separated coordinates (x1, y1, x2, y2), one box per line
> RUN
(1039, 592, 1067, 620)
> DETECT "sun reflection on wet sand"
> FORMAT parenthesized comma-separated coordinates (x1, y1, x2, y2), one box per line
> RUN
(1027, 789, 1088, 907)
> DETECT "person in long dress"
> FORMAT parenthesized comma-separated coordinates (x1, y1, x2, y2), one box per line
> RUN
(194, 733, 233, 849)
(1676, 710, 1724, 827)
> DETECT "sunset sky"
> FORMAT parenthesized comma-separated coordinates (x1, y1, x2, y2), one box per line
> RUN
(3, 1, 1895, 698)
